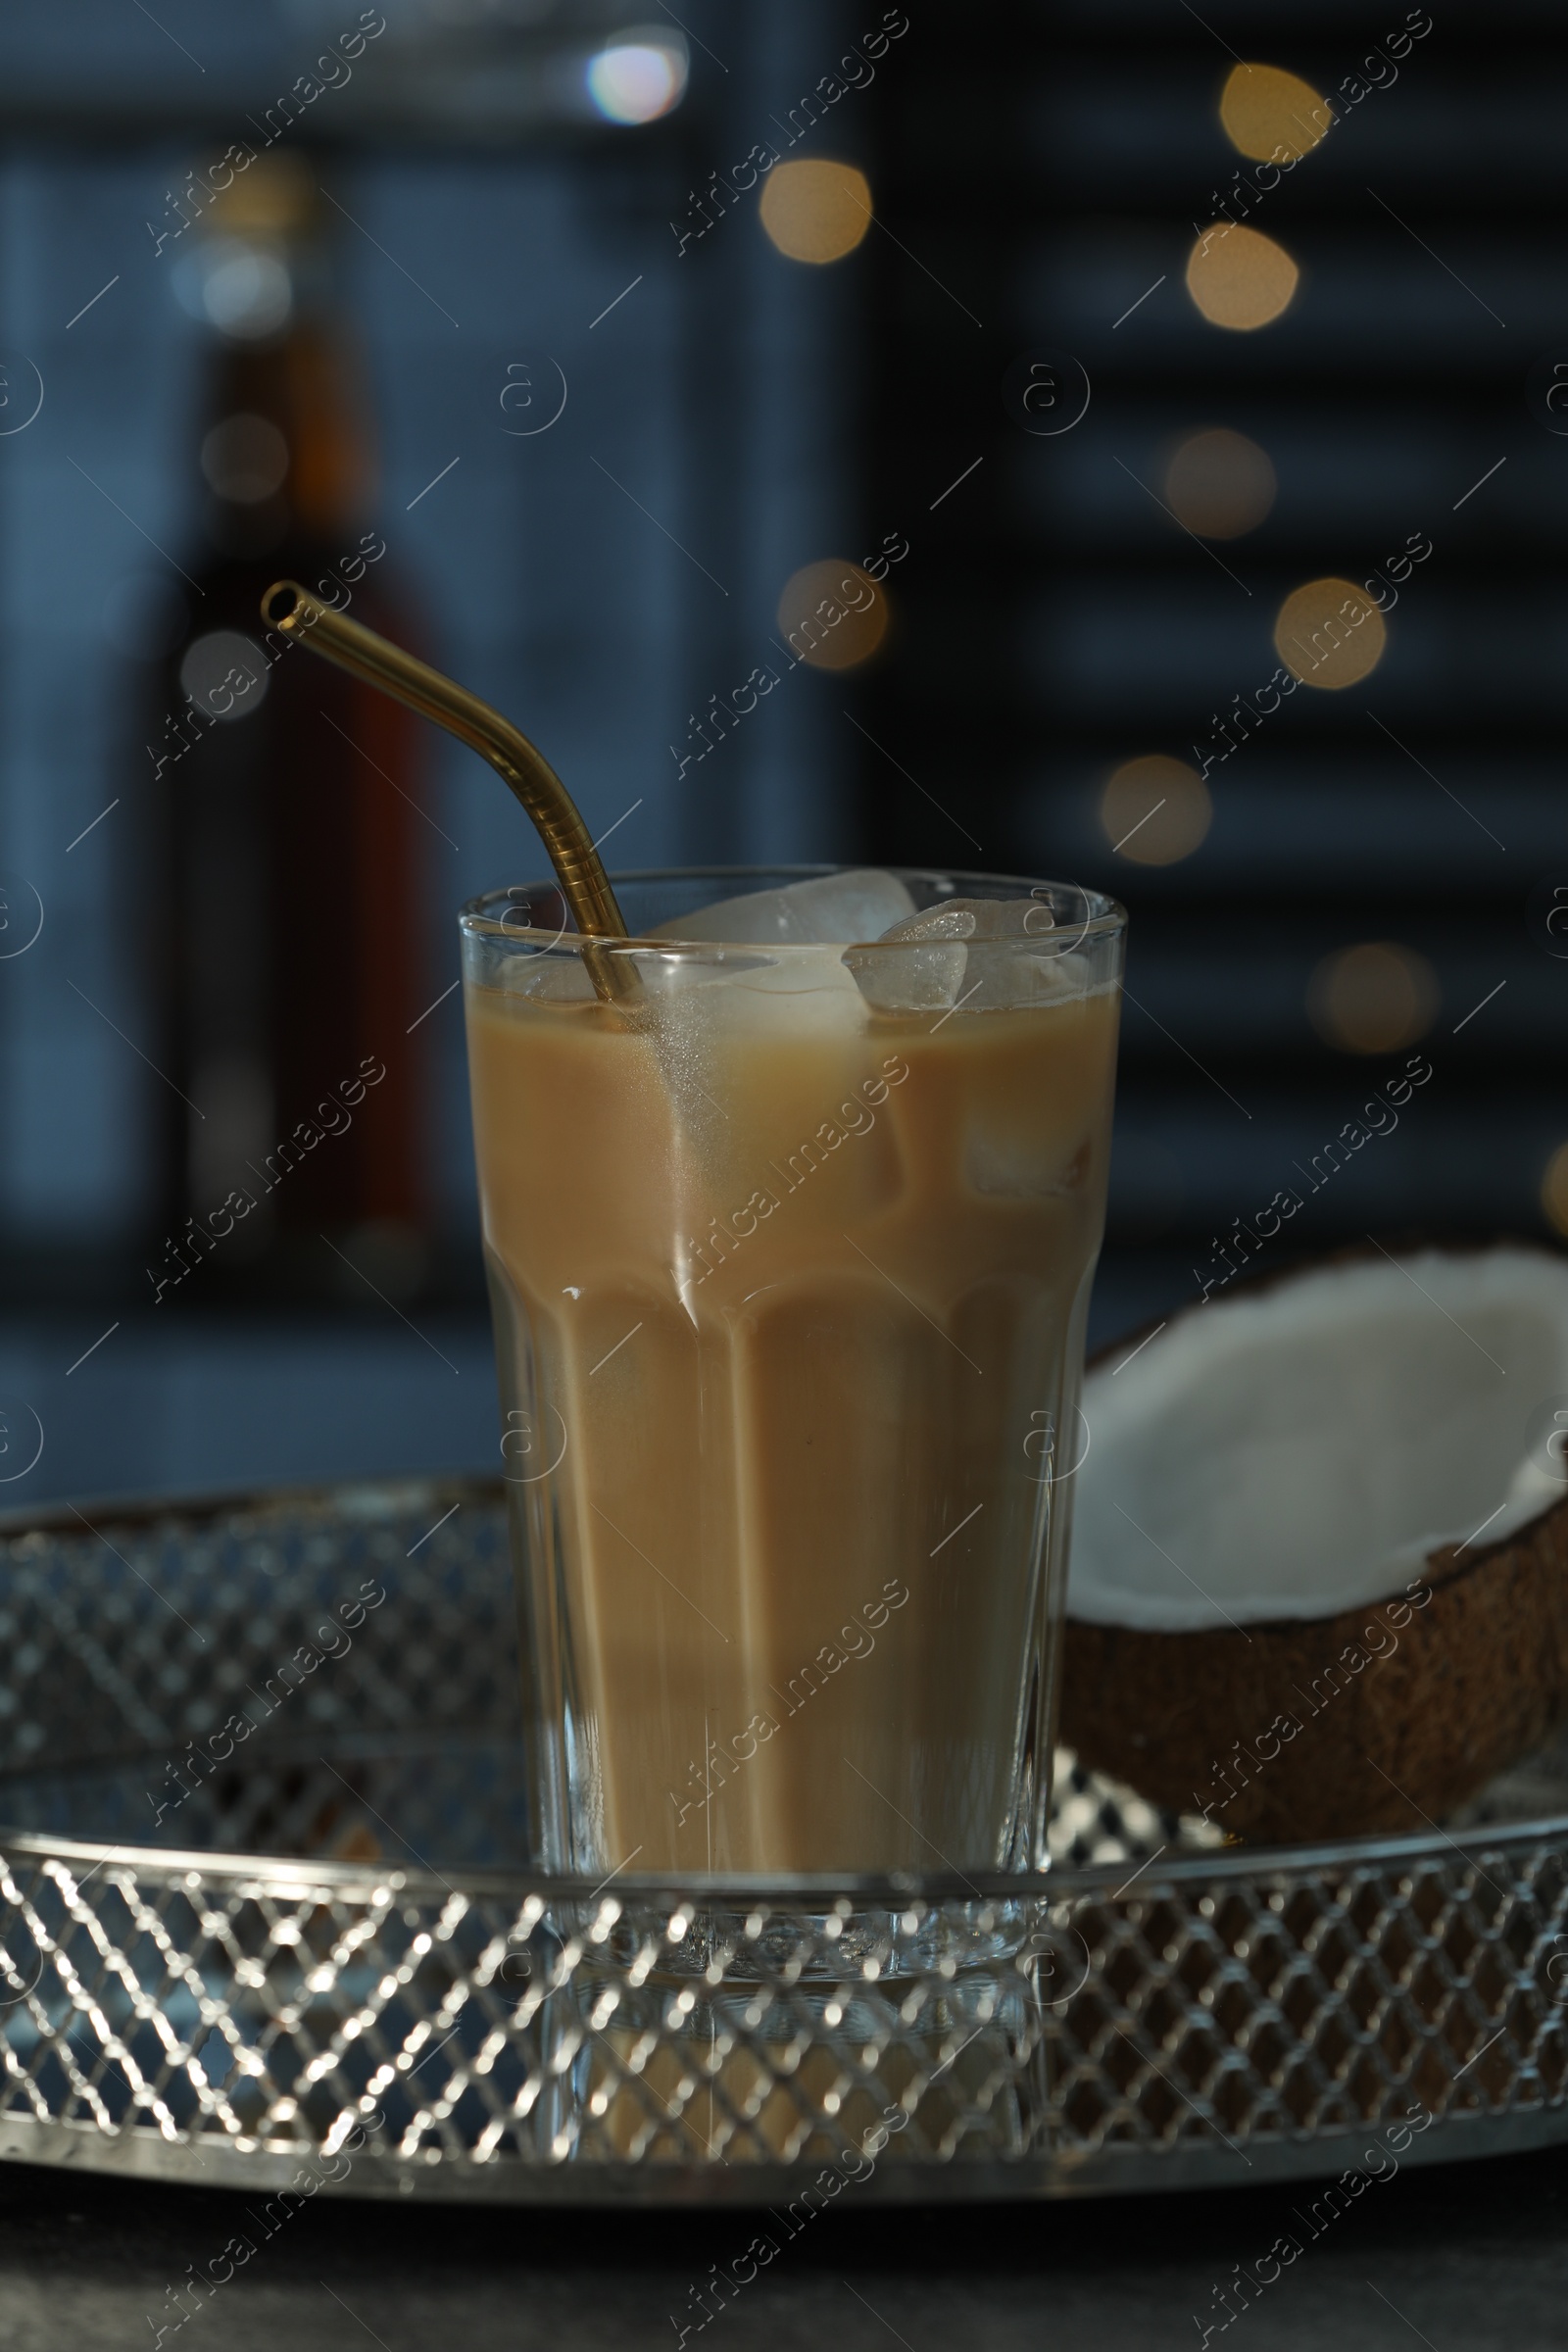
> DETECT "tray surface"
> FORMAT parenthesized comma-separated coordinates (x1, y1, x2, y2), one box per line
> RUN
(0, 1478, 1564, 2202)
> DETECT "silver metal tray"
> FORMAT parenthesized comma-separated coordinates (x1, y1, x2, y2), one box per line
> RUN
(0, 1477, 1563, 2203)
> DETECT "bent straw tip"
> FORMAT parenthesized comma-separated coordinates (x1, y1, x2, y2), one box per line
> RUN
(261, 579, 310, 631)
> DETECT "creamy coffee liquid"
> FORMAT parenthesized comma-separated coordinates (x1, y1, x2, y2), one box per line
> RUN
(467, 956, 1118, 1874)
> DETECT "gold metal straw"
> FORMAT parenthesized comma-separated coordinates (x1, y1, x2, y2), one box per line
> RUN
(259, 580, 637, 1004)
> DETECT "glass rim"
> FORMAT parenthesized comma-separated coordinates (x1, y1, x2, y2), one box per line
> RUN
(458, 864, 1128, 954)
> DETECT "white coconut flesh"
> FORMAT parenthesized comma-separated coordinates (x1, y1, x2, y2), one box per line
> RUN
(1067, 1247, 1568, 1632)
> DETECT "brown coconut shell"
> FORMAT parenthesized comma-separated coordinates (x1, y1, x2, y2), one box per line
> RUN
(1061, 1242, 1568, 1844)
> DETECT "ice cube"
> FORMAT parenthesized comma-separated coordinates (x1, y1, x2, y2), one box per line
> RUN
(636, 943, 896, 1239)
(844, 941, 967, 1012)
(964, 943, 1091, 1011)
(844, 900, 972, 1010)
(844, 896, 1095, 1014)
(898, 895, 1041, 939)
(651, 869, 916, 947)
(966, 1123, 1093, 1199)
(636, 952, 869, 1186)
(878, 905, 977, 943)
(880, 899, 1094, 1011)
(505, 955, 595, 1004)
(650, 944, 867, 1029)
(633, 947, 774, 998)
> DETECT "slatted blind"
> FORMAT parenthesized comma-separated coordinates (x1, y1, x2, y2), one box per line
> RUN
(853, 0, 1566, 1339)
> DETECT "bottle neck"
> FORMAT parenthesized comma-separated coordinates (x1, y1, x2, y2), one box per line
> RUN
(199, 298, 372, 557)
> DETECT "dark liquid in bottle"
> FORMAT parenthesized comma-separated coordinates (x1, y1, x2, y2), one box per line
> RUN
(145, 156, 430, 1307)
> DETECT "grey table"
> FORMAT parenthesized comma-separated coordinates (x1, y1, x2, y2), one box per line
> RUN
(1, 2139, 1565, 2349)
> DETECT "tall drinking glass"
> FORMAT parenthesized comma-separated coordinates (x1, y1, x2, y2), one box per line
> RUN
(460, 868, 1125, 1880)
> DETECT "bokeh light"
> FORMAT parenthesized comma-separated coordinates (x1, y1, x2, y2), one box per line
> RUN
(1274, 576, 1387, 690)
(1542, 1144, 1568, 1238)
(177, 239, 294, 340)
(586, 32, 687, 124)
(201, 414, 289, 504)
(1100, 756, 1213, 866)
(178, 630, 270, 725)
(1307, 942, 1439, 1054)
(1219, 63, 1333, 163)
(760, 161, 872, 265)
(1163, 427, 1276, 538)
(1186, 222, 1298, 331)
(776, 561, 888, 669)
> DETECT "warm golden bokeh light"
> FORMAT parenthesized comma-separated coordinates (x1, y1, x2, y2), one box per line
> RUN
(759, 161, 872, 264)
(1163, 427, 1276, 538)
(1274, 576, 1387, 690)
(776, 560, 888, 669)
(1219, 63, 1333, 163)
(1101, 756, 1213, 866)
(1307, 942, 1438, 1054)
(1186, 222, 1298, 330)
(1542, 1144, 1568, 1238)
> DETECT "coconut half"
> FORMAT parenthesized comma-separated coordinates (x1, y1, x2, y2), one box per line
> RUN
(1062, 1245, 1568, 1843)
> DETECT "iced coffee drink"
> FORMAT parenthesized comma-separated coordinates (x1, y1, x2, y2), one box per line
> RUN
(461, 869, 1124, 1877)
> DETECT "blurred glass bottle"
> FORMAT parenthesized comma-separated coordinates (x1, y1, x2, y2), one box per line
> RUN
(146, 153, 429, 1306)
